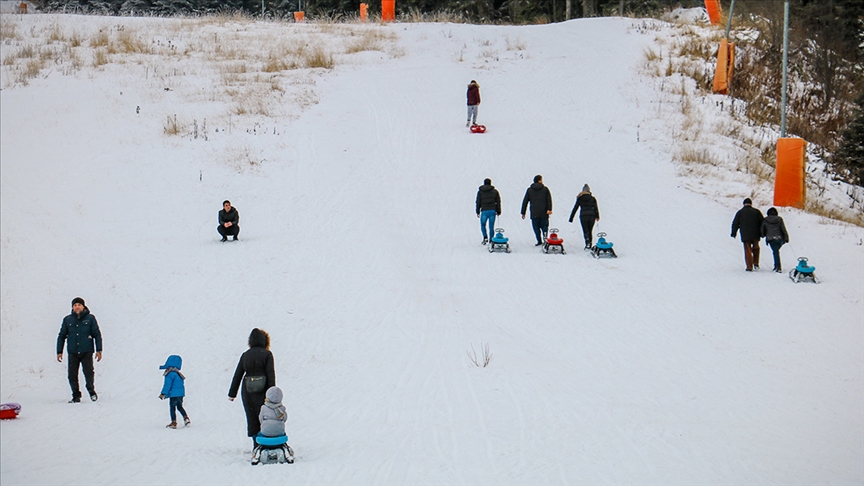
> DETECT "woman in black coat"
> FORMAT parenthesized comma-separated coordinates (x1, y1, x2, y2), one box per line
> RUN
(569, 184, 600, 249)
(228, 328, 276, 446)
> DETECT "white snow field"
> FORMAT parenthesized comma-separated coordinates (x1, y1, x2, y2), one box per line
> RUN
(1, 11, 863, 486)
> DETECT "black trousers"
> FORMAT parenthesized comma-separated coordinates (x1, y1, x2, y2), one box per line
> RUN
(68, 352, 95, 398)
(580, 216, 596, 246)
(218, 224, 240, 238)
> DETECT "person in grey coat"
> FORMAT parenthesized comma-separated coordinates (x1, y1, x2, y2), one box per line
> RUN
(258, 386, 287, 437)
(761, 207, 790, 272)
(731, 198, 764, 271)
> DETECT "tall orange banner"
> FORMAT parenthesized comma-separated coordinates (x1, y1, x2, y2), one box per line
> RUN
(382, 0, 395, 21)
(705, 0, 721, 25)
(774, 138, 807, 208)
(360, 3, 368, 21)
(712, 39, 735, 94)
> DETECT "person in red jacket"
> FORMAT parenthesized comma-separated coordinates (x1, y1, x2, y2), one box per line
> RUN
(466, 80, 481, 127)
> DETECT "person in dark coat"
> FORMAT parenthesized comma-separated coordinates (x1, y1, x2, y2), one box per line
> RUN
(229, 328, 276, 447)
(56, 297, 103, 403)
(521, 174, 553, 246)
(568, 184, 600, 249)
(731, 198, 765, 271)
(466, 80, 481, 127)
(218, 200, 240, 242)
(475, 178, 501, 245)
(761, 207, 790, 272)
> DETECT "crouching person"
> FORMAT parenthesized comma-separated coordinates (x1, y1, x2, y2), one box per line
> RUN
(252, 386, 293, 465)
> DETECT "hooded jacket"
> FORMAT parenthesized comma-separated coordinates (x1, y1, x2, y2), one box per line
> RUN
(569, 191, 599, 222)
(160, 355, 186, 398)
(521, 182, 552, 219)
(475, 184, 501, 214)
(466, 82, 480, 106)
(731, 205, 764, 241)
(761, 214, 789, 242)
(258, 386, 288, 437)
(56, 307, 102, 355)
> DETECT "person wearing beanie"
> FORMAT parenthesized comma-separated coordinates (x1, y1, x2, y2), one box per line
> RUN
(159, 355, 190, 429)
(521, 175, 553, 246)
(568, 184, 600, 250)
(466, 80, 481, 127)
(218, 200, 240, 242)
(731, 197, 764, 271)
(56, 297, 103, 403)
(475, 178, 501, 245)
(228, 328, 276, 449)
(761, 207, 790, 272)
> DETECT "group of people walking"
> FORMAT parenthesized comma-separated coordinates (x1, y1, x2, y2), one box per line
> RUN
(731, 198, 790, 272)
(475, 175, 601, 250)
(56, 303, 285, 458)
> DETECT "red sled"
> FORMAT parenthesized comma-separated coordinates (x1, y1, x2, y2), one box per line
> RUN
(0, 402, 21, 419)
(470, 124, 486, 133)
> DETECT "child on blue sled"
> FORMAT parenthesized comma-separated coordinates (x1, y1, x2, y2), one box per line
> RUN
(252, 386, 294, 464)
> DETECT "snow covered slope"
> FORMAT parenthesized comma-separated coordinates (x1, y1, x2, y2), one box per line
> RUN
(1, 14, 862, 485)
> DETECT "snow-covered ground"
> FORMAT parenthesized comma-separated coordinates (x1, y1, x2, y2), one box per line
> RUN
(1, 11, 862, 486)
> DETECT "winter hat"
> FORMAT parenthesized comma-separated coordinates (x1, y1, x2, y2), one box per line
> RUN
(71, 297, 85, 307)
(484, 178, 491, 185)
(159, 355, 182, 371)
(265, 386, 283, 404)
(767, 207, 778, 216)
(582, 184, 591, 193)
(743, 198, 752, 205)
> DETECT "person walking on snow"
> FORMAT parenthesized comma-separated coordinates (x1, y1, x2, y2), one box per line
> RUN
(568, 184, 600, 250)
(466, 80, 481, 127)
(761, 207, 790, 272)
(731, 198, 764, 271)
(218, 200, 240, 242)
(159, 355, 190, 429)
(229, 328, 276, 449)
(57, 297, 102, 403)
(521, 175, 553, 246)
(476, 178, 501, 245)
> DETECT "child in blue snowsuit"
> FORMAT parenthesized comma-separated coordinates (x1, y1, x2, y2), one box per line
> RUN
(159, 355, 190, 429)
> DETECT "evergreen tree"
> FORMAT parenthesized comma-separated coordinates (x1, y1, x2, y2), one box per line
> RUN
(830, 93, 864, 187)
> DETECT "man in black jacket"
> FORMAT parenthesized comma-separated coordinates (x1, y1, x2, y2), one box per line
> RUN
(475, 178, 501, 245)
(731, 198, 764, 271)
(521, 175, 553, 246)
(57, 297, 103, 403)
(218, 200, 240, 242)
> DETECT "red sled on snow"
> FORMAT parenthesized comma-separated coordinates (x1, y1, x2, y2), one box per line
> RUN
(470, 124, 486, 133)
(0, 403, 21, 419)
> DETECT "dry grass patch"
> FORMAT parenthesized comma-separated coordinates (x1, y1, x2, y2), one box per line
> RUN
(675, 145, 721, 166)
(302, 46, 333, 69)
(505, 36, 526, 51)
(345, 29, 393, 53)
(93, 47, 109, 66)
(111, 29, 149, 54)
(0, 18, 18, 40)
(90, 30, 110, 48)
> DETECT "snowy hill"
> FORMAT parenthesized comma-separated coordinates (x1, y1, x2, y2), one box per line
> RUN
(1, 12, 862, 485)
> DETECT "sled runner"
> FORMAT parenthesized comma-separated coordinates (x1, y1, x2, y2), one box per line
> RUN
(789, 257, 818, 284)
(543, 229, 565, 254)
(470, 124, 486, 133)
(252, 434, 294, 465)
(591, 232, 617, 258)
(488, 228, 511, 253)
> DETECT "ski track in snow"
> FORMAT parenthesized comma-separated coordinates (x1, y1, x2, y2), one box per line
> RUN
(1, 14, 863, 486)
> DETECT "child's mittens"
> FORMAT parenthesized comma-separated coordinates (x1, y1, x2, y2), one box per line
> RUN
(159, 394, 165, 400)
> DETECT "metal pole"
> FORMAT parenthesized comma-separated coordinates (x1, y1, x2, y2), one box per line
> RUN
(724, 0, 736, 39)
(780, 0, 789, 137)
